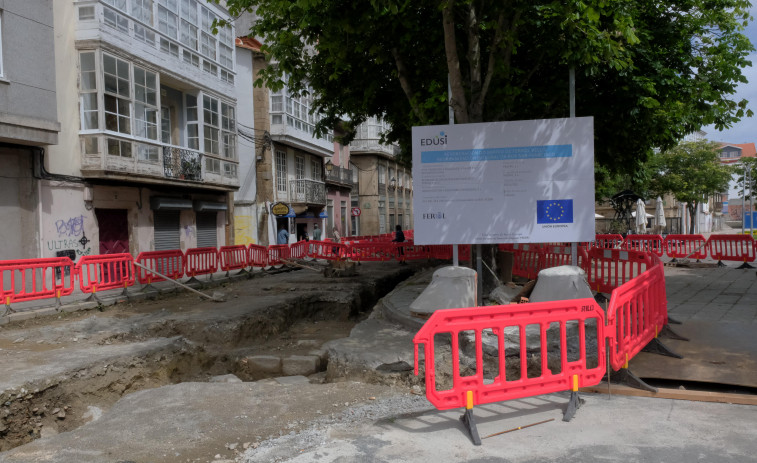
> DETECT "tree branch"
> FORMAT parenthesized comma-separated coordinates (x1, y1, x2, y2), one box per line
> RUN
(443, 0, 469, 123)
(391, 48, 428, 124)
(476, 11, 508, 119)
(467, 4, 482, 121)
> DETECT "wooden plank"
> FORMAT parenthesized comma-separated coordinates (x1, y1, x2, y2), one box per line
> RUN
(581, 382, 757, 406)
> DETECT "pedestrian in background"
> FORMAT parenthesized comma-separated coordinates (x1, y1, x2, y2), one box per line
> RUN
(313, 223, 322, 241)
(277, 227, 289, 245)
(392, 224, 406, 265)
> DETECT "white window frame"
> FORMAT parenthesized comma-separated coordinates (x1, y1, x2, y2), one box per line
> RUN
(133, 65, 159, 141)
(221, 102, 235, 160)
(0, 11, 4, 78)
(202, 94, 220, 155)
(311, 158, 322, 182)
(275, 150, 288, 193)
(79, 52, 99, 131)
(102, 53, 132, 135)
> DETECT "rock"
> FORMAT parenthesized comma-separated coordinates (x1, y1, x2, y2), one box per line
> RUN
(282, 355, 320, 376)
(274, 376, 311, 386)
(211, 291, 226, 302)
(243, 355, 282, 375)
(376, 361, 413, 373)
(12, 338, 24, 344)
(56, 410, 66, 419)
(209, 374, 243, 383)
(489, 284, 521, 305)
(51, 408, 60, 415)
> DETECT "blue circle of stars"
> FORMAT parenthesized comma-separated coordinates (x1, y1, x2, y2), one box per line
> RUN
(545, 201, 566, 222)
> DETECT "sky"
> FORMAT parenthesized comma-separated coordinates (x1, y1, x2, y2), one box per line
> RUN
(701, 5, 757, 144)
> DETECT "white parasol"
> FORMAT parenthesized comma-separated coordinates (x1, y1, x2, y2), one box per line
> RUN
(654, 196, 666, 231)
(635, 198, 647, 233)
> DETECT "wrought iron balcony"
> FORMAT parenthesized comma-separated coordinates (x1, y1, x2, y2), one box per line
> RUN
(289, 179, 327, 205)
(163, 146, 203, 181)
(325, 166, 354, 187)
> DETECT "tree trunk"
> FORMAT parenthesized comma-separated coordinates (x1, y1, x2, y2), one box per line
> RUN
(688, 203, 697, 234)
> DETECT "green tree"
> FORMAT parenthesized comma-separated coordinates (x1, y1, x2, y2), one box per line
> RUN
(217, 0, 753, 171)
(733, 157, 757, 201)
(648, 140, 733, 233)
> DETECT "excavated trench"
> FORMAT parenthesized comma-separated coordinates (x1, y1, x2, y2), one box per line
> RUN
(0, 267, 414, 452)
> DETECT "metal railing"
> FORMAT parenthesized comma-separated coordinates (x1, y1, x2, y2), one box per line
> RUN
(289, 179, 326, 205)
(163, 146, 203, 181)
(325, 166, 354, 187)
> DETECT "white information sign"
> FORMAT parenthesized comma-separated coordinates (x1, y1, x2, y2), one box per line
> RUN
(411, 117, 595, 245)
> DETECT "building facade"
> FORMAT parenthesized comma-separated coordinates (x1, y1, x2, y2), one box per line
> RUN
(246, 47, 332, 245)
(0, 0, 61, 260)
(324, 125, 354, 239)
(45, 0, 239, 260)
(350, 117, 413, 236)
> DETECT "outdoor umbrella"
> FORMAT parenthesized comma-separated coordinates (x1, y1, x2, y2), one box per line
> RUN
(655, 197, 666, 232)
(635, 198, 647, 233)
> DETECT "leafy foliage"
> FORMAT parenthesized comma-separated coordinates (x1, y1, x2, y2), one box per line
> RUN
(217, 0, 753, 174)
(732, 156, 757, 200)
(648, 140, 733, 231)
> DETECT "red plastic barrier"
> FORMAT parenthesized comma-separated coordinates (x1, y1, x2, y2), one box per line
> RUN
(267, 244, 290, 266)
(289, 241, 310, 259)
(413, 299, 606, 410)
(185, 247, 219, 278)
(707, 234, 756, 263)
(590, 234, 624, 249)
(585, 248, 652, 294)
(219, 245, 249, 272)
(623, 234, 664, 256)
(394, 242, 429, 261)
(135, 250, 185, 284)
(664, 234, 708, 260)
(541, 245, 588, 270)
(248, 244, 268, 268)
(606, 262, 668, 371)
(309, 240, 345, 260)
(511, 244, 543, 279)
(0, 257, 75, 305)
(346, 242, 396, 262)
(76, 254, 135, 293)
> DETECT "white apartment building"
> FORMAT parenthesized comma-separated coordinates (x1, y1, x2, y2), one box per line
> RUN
(44, 0, 239, 259)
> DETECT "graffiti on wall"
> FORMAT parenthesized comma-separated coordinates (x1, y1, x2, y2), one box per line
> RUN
(184, 225, 196, 239)
(55, 215, 85, 237)
(47, 215, 92, 257)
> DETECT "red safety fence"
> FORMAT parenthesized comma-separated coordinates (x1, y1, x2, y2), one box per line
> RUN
(185, 247, 219, 278)
(541, 245, 588, 270)
(664, 234, 708, 260)
(413, 299, 606, 410)
(707, 234, 756, 263)
(606, 261, 668, 371)
(288, 241, 310, 259)
(395, 242, 430, 261)
(0, 257, 76, 305)
(76, 254, 135, 294)
(511, 244, 543, 279)
(248, 244, 268, 268)
(589, 234, 624, 249)
(623, 234, 664, 256)
(346, 242, 397, 262)
(309, 240, 346, 260)
(219, 245, 249, 272)
(585, 248, 653, 294)
(266, 244, 290, 266)
(135, 250, 185, 284)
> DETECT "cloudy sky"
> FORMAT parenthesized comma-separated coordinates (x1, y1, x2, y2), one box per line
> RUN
(701, 5, 757, 144)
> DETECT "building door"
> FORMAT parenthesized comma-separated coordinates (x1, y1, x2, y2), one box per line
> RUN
(196, 212, 217, 248)
(96, 209, 129, 254)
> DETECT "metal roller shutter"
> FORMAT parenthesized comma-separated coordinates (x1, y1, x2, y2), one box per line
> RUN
(196, 212, 217, 248)
(154, 211, 180, 251)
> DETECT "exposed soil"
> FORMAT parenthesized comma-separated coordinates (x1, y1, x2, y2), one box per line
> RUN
(0, 263, 421, 455)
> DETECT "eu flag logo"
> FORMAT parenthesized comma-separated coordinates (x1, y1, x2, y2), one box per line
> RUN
(537, 199, 573, 224)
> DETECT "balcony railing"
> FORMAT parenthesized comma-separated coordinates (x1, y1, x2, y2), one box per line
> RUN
(324, 166, 354, 187)
(289, 179, 326, 205)
(163, 146, 203, 181)
(350, 138, 400, 157)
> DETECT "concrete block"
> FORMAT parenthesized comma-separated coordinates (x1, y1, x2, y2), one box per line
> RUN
(409, 266, 477, 317)
(245, 355, 282, 375)
(282, 355, 320, 376)
(529, 266, 593, 303)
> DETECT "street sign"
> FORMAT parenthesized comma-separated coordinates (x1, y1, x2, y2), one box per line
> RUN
(351, 207, 362, 217)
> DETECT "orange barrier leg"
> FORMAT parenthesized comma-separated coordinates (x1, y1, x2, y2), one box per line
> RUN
(459, 390, 481, 446)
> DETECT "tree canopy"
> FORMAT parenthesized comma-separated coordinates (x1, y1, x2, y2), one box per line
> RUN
(217, 0, 753, 175)
(647, 140, 733, 232)
(733, 156, 757, 201)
